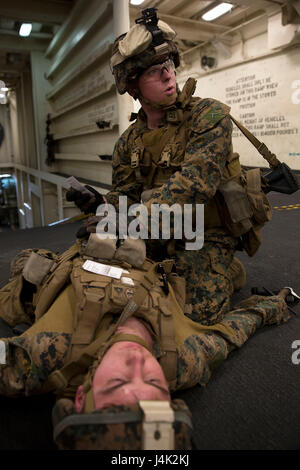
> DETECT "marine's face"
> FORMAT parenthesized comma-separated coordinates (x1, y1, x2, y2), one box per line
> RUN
(91, 341, 170, 408)
(137, 59, 177, 105)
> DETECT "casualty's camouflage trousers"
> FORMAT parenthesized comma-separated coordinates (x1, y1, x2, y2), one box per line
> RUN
(176, 293, 289, 389)
(174, 232, 237, 325)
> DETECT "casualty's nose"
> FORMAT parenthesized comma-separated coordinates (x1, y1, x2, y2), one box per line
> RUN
(126, 348, 145, 370)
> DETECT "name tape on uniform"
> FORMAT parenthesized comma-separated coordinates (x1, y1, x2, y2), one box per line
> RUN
(0, 340, 6, 365)
(82, 260, 123, 279)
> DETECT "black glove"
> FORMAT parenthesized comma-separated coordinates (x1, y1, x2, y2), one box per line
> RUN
(76, 215, 105, 238)
(66, 185, 104, 214)
(76, 213, 138, 239)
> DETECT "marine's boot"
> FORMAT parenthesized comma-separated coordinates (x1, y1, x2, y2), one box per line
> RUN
(277, 287, 300, 305)
(251, 286, 300, 310)
(228, 257, 246, 292)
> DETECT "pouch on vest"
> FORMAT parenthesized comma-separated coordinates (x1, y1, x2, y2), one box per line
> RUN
(79, 234, 146, 268)
(23, 252, 57, 286)
(32, 245, 78, 320)
(218, 180, 253, 237)
(158, 294, 178, 389)
(34, 260, 73, 320)
(216, 155, 272, 255)
(70, 266, 112, 350)
(0, 248, 59, 326)
(0, 276, 33, 327)
(115, 238, 146, 268)
(83, 234, 117, 260)
(167, 273, 186, 312)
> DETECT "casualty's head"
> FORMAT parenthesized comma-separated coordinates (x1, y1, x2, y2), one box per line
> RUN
(110, 7, 180, 108)
(52, 336, 192, 450)
(75, 339, 171, 412)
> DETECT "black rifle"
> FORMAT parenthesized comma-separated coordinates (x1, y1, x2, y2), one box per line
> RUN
(263, 162, 299, 194)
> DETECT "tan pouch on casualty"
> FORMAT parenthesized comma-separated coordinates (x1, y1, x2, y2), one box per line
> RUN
(114, 238, 146, 268)
(23, 251, 57, 286)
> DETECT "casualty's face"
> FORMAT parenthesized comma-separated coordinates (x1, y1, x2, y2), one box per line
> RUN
(137, 59, 177, 105)
(91, 341, 170, 408)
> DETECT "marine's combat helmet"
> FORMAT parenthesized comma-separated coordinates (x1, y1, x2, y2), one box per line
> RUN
(110, 7, 180, 95)
(52, 398, 192, 450)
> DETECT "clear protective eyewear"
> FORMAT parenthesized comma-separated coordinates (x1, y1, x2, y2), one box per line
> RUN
(141, 59, 176, 82)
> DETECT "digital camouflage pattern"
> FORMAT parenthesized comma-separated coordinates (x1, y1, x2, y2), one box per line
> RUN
(52, 398, 192, 450)
(174, 238, 236, 325)
(105, 89, 237, 324)
(176, 294, 289, 390)
(0, 332, 71, 396)
(106, 95, 232, 210)
(143, 102, 233, 208)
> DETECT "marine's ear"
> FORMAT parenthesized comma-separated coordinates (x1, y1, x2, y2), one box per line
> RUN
(75, 384, 85, 413)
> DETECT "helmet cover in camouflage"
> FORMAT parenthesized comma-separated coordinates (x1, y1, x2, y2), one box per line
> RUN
(52, 398, 192, 450)
(111, 15, 180, 95)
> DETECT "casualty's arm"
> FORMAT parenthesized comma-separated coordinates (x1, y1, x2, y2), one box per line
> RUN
(0, 284, 75, 396)
(0, 332, 71, 396)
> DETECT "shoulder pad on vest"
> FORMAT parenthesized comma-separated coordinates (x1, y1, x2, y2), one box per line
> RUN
(177, 78, 196, 109)
(189, 98, 231, 134)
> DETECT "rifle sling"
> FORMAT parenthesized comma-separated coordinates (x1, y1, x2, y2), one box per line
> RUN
(230, 115, 281, 168)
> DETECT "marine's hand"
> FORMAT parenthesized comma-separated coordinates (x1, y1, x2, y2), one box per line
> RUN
(76, 215, 106, 238)
(66, 185, 104, 214)
(76, 213, 138, 239)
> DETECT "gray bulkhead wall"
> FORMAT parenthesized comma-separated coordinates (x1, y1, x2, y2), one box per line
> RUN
(45, 0, 133, 193)
(0, 105, 12, 166)
(4, 0, 135, 229)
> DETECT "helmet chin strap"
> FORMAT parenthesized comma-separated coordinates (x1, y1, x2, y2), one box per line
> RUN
(134, 87, 178, 111)
(142, 91, 178, 110)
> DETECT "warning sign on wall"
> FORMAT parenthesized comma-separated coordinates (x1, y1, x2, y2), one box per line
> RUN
(191, 48, 300, 169)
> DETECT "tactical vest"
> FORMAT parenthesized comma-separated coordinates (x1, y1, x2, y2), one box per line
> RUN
(1, 238, 182, 392)
(45, 251, 242, 402)
(45, 239, 186, 395)
(3, 238, 242, 397)
(45, 237, 241, 397)
(129, 78, 272, 256)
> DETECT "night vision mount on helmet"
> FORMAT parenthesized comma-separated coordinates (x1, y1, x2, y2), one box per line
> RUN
(110, 7, 180, 95)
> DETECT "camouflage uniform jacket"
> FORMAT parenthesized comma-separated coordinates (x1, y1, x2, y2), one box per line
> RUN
(105, 79, 235, 247)
(0, 280, 289, 397)
(107, 82, 232, 208)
